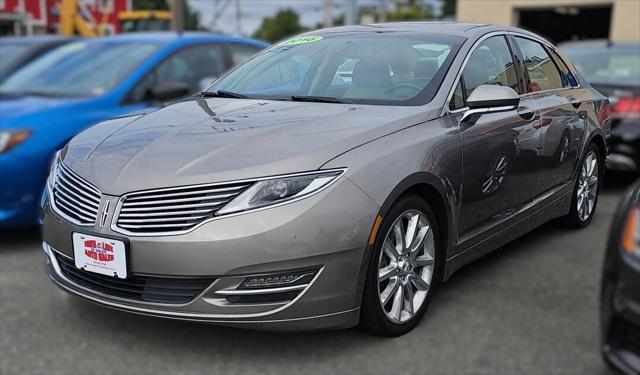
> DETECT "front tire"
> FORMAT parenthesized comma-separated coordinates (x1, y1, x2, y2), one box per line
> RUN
(564, 143, 602, 228)
(360, 195, 441, 337)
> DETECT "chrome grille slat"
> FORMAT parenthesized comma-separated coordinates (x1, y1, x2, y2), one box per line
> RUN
(55, 181, 101, 208)
(125, 186, 246, 201)
(57, 198, 93, 222)
(120, 201, 226, 212)
(55, 190, 101, 213)
(115, 182, 251, 234)
(59, 163, 101, 197)
(118, 209, 213, 217)
(122, 194, 235, 206)
(51, 162, 102, 226)
(118, 215, 208, 224)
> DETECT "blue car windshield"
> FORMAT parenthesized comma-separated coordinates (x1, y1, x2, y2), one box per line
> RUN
(0, 41, 161, 97)
(0, 42, 32, 76)
(209, 33, 464, 106)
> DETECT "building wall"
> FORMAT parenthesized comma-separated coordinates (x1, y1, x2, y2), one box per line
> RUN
(457, 0, 640, 42)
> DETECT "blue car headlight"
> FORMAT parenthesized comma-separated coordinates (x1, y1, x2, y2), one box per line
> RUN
(0, 129, 31, 153)
(217, 169, 346, 215)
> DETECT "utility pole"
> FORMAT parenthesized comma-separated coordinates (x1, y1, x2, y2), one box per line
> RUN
(211, 0, 231, 32)
(344, 0, 357, 25)
(323, 0, 333, 28)
(378, 0, 387, 22)
(235, 0, 242, 36)
(170, 0, 184, 34)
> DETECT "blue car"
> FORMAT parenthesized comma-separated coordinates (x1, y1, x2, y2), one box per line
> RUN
(0, 33, 267, 227)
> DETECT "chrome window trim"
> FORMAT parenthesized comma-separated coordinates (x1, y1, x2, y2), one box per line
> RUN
(110, 168, 348, 237)
(441, 30, 581, 118)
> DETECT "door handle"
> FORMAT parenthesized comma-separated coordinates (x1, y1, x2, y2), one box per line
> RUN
(569, 97, 582, 109)
(517, 107, 535, 121)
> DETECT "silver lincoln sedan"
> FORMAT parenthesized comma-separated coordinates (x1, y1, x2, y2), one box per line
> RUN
(41, 23, 610, 336)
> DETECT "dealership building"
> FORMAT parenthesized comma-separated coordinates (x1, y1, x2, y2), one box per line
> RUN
(457, 0, 640, 43)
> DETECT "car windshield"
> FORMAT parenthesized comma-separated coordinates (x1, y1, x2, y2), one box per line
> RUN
(0, 42, 33, 75)
(209, 33, 464, 105)
(561, 44, 640, 85)
(0, 41, 161, 97)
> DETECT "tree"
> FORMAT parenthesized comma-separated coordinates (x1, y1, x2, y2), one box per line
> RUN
(442, 0, 456, 19)
(131, 0, 202, 30)
(252, 9, 306, 43)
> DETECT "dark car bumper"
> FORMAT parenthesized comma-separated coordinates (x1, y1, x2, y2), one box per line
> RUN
(602, 258, 640, 374)
(607, 117, 640, 174)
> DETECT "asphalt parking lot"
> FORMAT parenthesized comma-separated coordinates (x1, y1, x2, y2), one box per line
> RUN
(0, 175, 636, 375)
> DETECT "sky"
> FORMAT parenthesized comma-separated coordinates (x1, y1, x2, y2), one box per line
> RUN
(188, 0, 444, 37)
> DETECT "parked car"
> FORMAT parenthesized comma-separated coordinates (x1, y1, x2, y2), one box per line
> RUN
(0, 32, 267, 227)
(0, 36, 73, 82)
(41, 23, 609, 336)
(560, 40, 640, 175)
(602, 180, 640, 374)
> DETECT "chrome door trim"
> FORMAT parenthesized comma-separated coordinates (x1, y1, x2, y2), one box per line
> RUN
(441, 30, 581, 118)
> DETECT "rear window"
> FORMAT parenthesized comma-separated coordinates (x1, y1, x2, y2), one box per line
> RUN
(561, 44, 640, 85)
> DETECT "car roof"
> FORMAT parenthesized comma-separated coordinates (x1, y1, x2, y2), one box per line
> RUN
(0, 35, 72, 44)
(558, 39, 639, 49)
(311, 22, 545, 41)
(86, 32, 266, 47)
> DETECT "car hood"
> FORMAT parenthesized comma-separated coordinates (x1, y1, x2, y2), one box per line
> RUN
(64, 98, 438, 195)
(0, 95, 90, 128)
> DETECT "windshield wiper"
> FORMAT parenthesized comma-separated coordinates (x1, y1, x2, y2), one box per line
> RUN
(201, 90, 248, 99)
(290, 95, 353, 104)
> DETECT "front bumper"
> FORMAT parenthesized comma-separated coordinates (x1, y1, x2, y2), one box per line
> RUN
(42, 177, 380, 331)
(0, 152, 48, 227)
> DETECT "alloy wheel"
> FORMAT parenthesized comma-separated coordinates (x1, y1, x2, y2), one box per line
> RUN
(482, 154, 508, 195)
(577, 151, 599, 222)
(377, 210, 435, 324)
(559, 134, 570, 163)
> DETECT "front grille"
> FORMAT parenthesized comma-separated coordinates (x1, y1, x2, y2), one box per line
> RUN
(52, 163, 102, 225)
(55, 253, 214, 304)
(115, 181, 251, 234)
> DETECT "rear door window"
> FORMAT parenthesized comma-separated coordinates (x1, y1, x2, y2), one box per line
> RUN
(515, 37, 564, 92)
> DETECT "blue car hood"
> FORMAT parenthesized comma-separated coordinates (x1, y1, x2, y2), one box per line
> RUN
(0, 95, 92, 129)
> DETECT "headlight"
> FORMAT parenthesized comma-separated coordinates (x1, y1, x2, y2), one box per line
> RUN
(0, 130, 32, 153)
(622, 207, 640, 261)
(217, 169, 346, 215)
(47, 150, 61, 189)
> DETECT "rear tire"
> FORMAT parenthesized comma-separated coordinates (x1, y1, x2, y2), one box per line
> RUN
(563, 143, 602, 228)
(360, 195, 441, 337)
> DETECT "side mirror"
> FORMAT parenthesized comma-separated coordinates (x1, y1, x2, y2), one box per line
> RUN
(461, 85, 520, 122)
(149, 81, 190, 103)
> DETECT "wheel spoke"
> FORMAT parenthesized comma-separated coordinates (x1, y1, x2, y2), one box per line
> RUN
(393, 222, 405, 253)
(409, 226, 430, 255)
(389, 283, 404, 321)
(404, 283, 415, 317)
(378, 265, 399, 282)
(411, 274, 430, 291)
(414, 255, 434, 267)
(405, 214, 419, 251)
(380, 277, 400, 306)
(383, 239, 400, 261)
